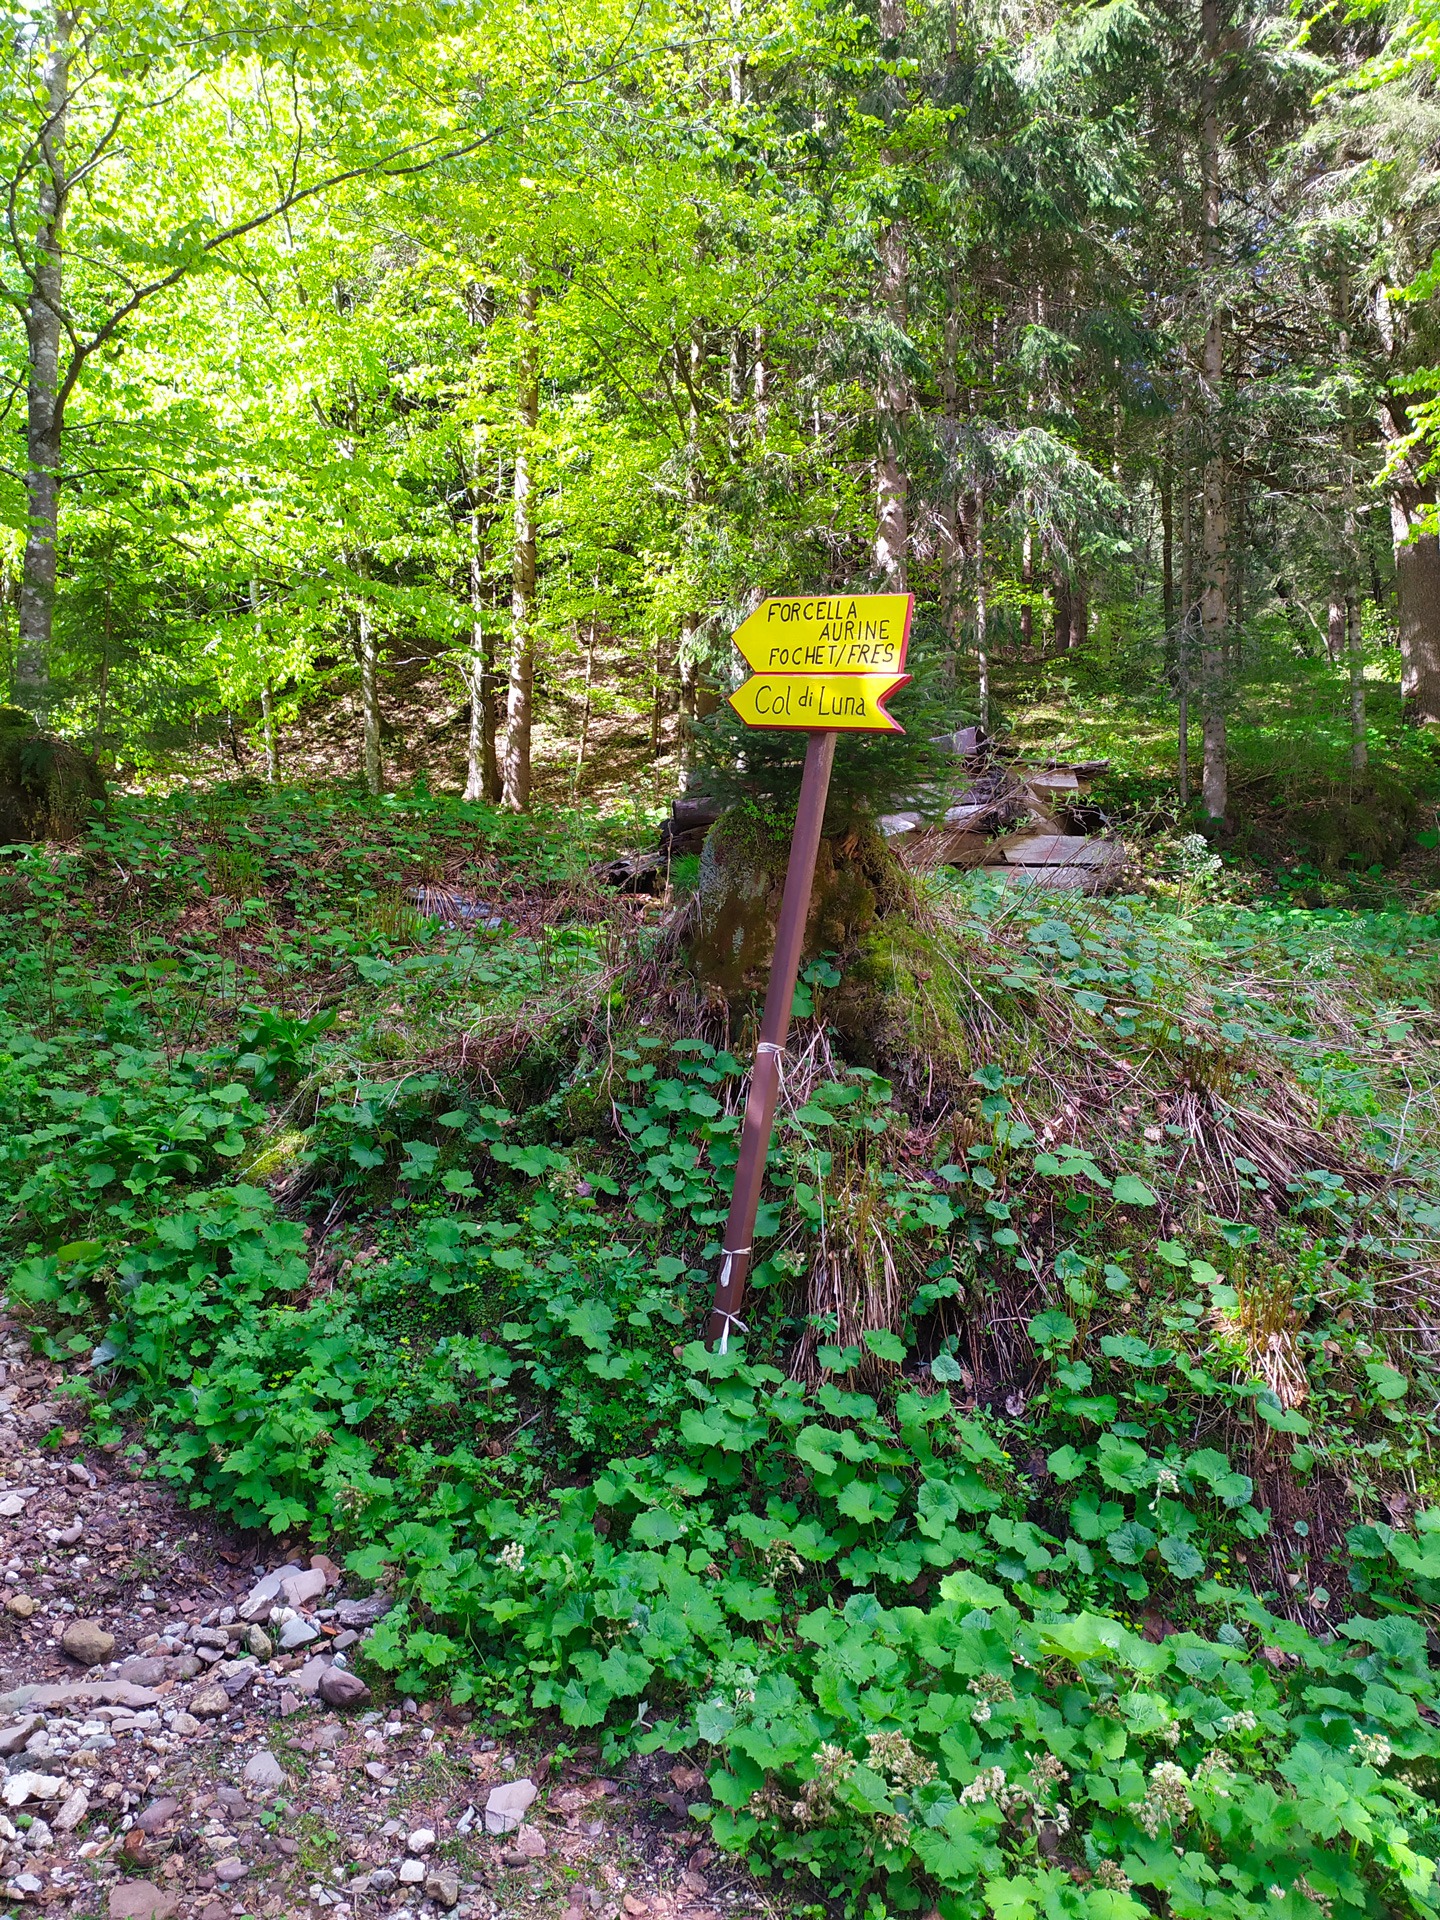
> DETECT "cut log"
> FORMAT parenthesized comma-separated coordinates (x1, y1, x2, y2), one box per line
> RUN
(1000, 834, 1113, 868)
(894, 828, 989, 869)
(991, 864, 1106, 892)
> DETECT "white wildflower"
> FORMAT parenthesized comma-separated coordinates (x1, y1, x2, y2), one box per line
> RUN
(498, 1541, 525, 1573)
(959, 1766, 1007, 1806)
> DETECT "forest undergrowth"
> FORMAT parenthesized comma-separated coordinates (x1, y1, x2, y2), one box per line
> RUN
(3, 785, 1440, 1920)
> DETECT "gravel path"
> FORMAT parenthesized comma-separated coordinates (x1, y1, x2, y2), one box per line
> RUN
(0, 1318, 750, 1920)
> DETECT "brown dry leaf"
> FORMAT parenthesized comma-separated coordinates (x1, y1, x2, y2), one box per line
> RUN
(550, 1779, 610, 1816)
(668, 1765, 706, 1795)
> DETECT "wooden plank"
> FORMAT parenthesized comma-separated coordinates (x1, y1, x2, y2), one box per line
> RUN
(1002, 834, 1098, 865)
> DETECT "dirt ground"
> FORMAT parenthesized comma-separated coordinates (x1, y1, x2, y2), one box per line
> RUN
(0, 1316, 772, 1920)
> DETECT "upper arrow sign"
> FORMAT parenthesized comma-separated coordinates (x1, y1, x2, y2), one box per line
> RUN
(732, 592, 913, 675)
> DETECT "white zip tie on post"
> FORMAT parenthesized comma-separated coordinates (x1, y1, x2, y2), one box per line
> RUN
(715, 1309, 750, 1354)
(715, 1245, 752, 1351)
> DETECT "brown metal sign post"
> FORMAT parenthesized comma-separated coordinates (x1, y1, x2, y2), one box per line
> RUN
(706, 592, 913, 1351)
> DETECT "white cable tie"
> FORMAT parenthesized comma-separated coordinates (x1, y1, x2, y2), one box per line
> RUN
(717, 1245, 752, 1286)
(715, 1308, 750, 1354)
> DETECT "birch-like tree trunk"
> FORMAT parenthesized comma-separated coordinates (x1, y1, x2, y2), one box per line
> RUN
(462, 438, 501, 803)
(1198, 0, 1229, 822)
(974, 490, 989, 728)
(873, 0, 909, 586)
(359, 597, 382, 797)
(251, 580, 279, 785)
(937, 288, 964, 676)
(503, 279, 539, 810)
(16, 11, 72, 708)
(1339, 273, 1366, 774)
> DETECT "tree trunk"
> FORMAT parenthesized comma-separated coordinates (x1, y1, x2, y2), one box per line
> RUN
(1348, 588, 1367, 774)
(1161, 454, 1175, 633)
(937, 290, 965, 677)
(650, 634, 666, 761)
(1390, 505, 1440, 723)
(251, 579, 279, 785)
(1068, 572, 1088, 650)
(503, 279, 539, 810)
(975, 490, 989, 728)
(1198, 0, 1228, 822)
(873, 0, 909, 586)
(1373, 282, 1440, 723)
(574, 619, 597, 797)
(16, 13, 71, 709)
(1327, 590, 1345, 666)
(678, 613, 698, 772)
(1179, 450, 1193, 805)
(359, 598, 382, 797)
(1020, 521, 1034, 647)
(462, 466, 500, 804)
(1052, 571, 1072, 654)
(94, 544, 112, 760)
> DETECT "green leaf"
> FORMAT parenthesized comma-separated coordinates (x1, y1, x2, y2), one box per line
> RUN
(1158, 1534, 1205, 1579)
(1046, 1444, 1087, 1482)
(1026, 1309, 1076, 1350)
(1255, 1394, 1311, 1436)
(863, 1328, 906, 1363)
(1111, 1175, 1157, 1206)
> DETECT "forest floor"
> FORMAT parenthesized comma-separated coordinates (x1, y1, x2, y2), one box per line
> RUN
(6, 693, 1440, 1920)
(0, 1311, 757, 1920)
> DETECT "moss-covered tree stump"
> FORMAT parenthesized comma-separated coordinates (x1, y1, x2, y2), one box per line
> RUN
(687, 806, 910, 996)
(0, 708, 107, 845)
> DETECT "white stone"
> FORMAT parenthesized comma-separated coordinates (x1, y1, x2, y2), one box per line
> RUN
(484, 1777, 537, 1834)
(406, 1828, 435, 1854)
(280, 1569, 327, 1609)
(53, 1787, 88, 1831)
(0, 1495, 25, 1518)
(2, 1770, 62, 1807)
(243, 1750, 285, 1796)
(237, 1564, 304, 1623)
(398, 1857, 425, 1883)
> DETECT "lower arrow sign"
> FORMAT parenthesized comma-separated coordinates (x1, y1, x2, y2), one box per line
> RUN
(727, 671, 910, 733)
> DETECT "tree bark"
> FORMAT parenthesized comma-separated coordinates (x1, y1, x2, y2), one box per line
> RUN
(1068, 572, 1088, 650)
(461, 447, 501, 803)
(462, 531, 496, 803)
(502, 279, 539, 810)
(16, 12, 72, 709)
(937, 287, 965, 678)
(1375, 286, 1440, 723)
(974, 490, 989, 728)
(1177, 445, 1194, 805)
(1161, 453, 1175, 633)
(574, 619, 597, 797)
(873, 0, 909, 586)
(359, 597, 382, 797)
(1198, 0, 1228, 822)
(1327, 590, 1345, 666)
(1348, 587, 1367, 774)
(1052, 571, 1072, 654)
(251, 578, 279, 785)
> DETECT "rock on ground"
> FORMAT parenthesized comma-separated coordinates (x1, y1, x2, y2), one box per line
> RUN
(0, 1312, 736, 1920)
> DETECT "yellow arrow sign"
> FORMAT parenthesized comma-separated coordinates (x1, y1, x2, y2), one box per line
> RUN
(732, 593, 913, 674)
(728, 672, 910, 733)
